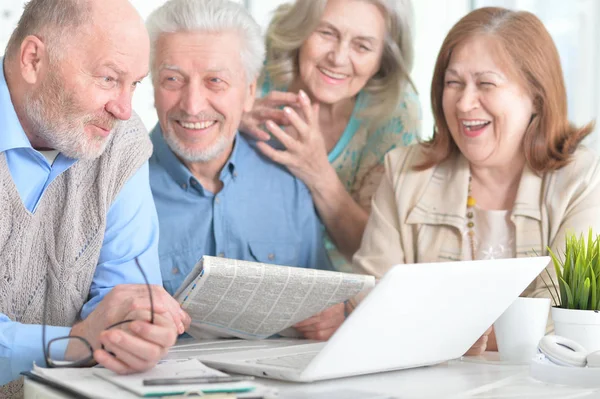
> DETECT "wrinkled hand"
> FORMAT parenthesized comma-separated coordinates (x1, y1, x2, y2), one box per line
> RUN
(464, 326, 493, 356)
(240, 90, 299, 141)
(256, 90, 333, 190)
(293, 303, 346, 341)
(94, 309, 178, 374)
(67, 284, 190, 373)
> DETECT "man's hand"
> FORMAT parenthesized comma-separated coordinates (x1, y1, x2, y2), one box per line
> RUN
(464, 326, 497, 356)
(94, 309, 177, 373)
(293, 303, 346, 341)
(66, 284, 190, 373)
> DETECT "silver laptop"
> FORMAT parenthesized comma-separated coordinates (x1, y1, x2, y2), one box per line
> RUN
(196, 257, 550, 382)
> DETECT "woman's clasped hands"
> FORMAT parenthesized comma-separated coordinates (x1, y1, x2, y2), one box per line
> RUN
(254, 90, 334, 191)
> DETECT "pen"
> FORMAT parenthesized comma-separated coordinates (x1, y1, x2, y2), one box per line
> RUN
(143, 375, 255, 386)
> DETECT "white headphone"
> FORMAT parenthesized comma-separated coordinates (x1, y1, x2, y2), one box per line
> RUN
(588, 350, 600, 368)
(538, 335, 600, 367)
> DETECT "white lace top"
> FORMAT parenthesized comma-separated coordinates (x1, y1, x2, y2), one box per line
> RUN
(463, 207, 516, 261)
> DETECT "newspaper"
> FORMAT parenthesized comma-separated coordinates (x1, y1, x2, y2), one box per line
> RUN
(174, 256, 375, 340)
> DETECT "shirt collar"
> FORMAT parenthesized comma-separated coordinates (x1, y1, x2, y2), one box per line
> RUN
(150, 123, 241, 190)
(0, 58, 34, 154)
(226, 131, 245, 177)
(511, 165, 543, 220)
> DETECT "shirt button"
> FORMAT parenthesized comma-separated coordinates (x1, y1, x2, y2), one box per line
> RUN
(181, 183, 187, 189)
(233, 171, 238, 178)
(215, 197, 221, 204)
(218, 252, 225, 258)
(268, 253, 275, 261)
(172, 267, 180, 275)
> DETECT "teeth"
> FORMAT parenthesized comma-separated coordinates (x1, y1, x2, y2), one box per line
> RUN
(319, 67, 348, 80)
(180, 121, 217, 130)
(462, 120, 489, 127)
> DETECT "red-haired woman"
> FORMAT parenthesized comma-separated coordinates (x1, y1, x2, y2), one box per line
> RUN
(352, 7, 600, 355)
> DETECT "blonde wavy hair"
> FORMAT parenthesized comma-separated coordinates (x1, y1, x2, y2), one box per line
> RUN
(262, 0, 416, 129)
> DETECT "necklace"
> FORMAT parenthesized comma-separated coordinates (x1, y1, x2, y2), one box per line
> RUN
(466, 175, 476, 260)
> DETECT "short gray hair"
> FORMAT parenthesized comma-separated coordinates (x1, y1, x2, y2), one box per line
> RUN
(5, 0, 92, 62)
(146, 0, 265, 81)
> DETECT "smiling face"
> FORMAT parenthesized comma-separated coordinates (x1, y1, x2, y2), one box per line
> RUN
(153, 30, 256, 164)
(442, 34, 534, 168)
(24, 2, 149, 159)
(297, 0, 386, 105)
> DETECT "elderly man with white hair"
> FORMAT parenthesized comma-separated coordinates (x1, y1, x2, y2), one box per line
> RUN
(147, 0, 345, 340)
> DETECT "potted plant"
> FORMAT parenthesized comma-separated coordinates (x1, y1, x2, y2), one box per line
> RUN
(546, 229, 600, 353)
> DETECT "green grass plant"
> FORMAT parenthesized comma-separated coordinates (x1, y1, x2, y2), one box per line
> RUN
(547, 229, 600, 310)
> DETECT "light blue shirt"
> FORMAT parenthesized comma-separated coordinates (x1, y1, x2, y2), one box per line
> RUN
(0, 62, 161, 384)
(149, 124, 333, 296)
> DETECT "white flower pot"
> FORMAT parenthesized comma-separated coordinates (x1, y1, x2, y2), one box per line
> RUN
(552, 307, 600, 353)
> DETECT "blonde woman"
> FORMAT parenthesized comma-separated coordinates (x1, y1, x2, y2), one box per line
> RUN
(241, 0, 421, 274)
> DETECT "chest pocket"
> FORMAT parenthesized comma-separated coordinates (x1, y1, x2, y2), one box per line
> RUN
(248, 240, 300, 267)
(415, 224, 463, 263)
(159, 249, 201, 296)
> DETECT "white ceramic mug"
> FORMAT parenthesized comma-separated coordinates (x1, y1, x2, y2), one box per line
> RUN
(494, 297, 551, 363)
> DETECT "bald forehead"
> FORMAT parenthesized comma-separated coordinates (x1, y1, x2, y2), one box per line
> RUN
(89, 0, 144, 27)
(86, 0, 148, 47)
(62, 0, 149, 81)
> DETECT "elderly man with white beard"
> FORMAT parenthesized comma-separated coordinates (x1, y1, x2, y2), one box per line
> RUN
(0, 0, 190, 395)
(148, 0, 346, 341)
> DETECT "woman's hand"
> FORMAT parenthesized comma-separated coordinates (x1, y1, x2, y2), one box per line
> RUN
(256, 90, 334, 191)
(464, 326, 495, 356)
(240, 90, 299, 141)
(256, 90, 369, 260)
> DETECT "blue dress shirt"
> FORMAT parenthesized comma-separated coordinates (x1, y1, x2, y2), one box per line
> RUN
(0, 62, 161, 384)
(149, 124, 333, 296)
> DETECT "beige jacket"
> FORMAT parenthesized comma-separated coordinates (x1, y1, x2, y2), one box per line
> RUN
(352, 145, 600, 302)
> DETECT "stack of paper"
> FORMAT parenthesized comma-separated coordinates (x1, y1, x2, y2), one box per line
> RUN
(94, 359, 255, 396)
(30, 365, 139, 398)
(28, 359, 274, 398)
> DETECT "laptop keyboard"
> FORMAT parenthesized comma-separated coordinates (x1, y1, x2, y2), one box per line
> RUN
(250, 351, 320, 369)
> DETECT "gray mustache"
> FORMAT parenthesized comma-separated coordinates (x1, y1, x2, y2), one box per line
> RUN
(84, 113, 120, 132)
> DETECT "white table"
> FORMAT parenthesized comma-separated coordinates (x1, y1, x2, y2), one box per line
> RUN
(24, 353, 600, 399)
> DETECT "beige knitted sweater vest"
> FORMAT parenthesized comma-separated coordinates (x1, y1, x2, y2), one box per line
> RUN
(0, 113, 152, 397)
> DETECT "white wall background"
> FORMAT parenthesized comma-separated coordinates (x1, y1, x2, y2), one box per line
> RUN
(0, 0, 598, 147)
